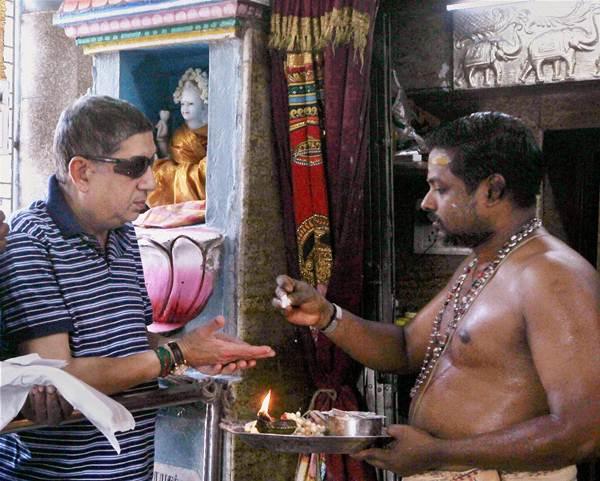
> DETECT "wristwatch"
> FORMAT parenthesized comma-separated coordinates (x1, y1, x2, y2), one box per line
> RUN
(320, 302, 342, 334)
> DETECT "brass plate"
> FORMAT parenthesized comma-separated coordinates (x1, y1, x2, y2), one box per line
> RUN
(220, 422, 392, 454)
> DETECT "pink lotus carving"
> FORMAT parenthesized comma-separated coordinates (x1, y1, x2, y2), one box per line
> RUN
(136, 226, 223, 333)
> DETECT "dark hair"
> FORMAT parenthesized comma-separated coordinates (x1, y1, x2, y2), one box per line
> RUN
(53, 95, 153, 182)
(425, 112, 544, 208)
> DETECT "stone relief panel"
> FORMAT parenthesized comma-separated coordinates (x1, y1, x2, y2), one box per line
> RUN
(453, 1, 600, 89)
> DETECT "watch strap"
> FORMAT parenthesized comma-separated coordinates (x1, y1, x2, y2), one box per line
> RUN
(320, 303, 342, 334)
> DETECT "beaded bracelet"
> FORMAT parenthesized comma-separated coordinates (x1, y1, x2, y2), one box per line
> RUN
(154, 345, 174, 378)
(167, 341, 188, 375)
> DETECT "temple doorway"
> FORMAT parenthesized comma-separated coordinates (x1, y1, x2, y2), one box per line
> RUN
(543, 128, 600, 268)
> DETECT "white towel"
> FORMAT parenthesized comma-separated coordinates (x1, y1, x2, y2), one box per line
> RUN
(0, 354, 135, 453)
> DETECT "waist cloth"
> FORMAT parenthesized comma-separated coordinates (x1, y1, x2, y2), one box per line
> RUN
(403, 465, 576, 481)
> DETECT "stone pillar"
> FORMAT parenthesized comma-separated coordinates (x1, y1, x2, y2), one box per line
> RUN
(222, 28, 312, 481)
(18, 11, 91, 208)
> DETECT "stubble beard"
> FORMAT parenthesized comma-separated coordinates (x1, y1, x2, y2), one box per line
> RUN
(433, 217, 492, 248)
(440, 229, 492, 248)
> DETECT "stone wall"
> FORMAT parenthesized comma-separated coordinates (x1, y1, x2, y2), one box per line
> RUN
(18, 11, 92, 208)
(224, 28, 312, 481)
(383, 0, 452, 91)
(0, 0, 16, 213)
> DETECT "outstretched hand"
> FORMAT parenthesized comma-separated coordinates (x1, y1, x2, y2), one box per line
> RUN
(178, 316, 275, 372)
(21, 385, 74, 426)
(351, 424, 442, 476)
(195, 331, 259, 375)
(272, 274, 333, 329)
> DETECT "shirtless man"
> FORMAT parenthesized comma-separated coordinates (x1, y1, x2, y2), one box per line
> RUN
(273, 112, 600, 480)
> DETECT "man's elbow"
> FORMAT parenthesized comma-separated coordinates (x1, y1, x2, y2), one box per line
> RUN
(560, 413, 600, 463)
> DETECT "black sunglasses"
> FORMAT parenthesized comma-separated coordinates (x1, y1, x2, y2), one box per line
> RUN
(84, 153, 157, 179)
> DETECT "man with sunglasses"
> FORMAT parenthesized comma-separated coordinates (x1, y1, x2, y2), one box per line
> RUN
(0, 95, 275, 481)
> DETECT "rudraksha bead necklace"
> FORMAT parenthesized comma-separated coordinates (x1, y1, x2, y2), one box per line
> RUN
(410, 217, 543, 398)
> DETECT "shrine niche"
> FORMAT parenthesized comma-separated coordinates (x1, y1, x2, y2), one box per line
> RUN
(452, 1, 600, 89)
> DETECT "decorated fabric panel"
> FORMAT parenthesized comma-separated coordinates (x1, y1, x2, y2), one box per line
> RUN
(285, 52, 332, 288)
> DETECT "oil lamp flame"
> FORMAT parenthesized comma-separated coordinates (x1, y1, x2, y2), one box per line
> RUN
(254, 389, 296, 434)
(258, 390, 271, 416)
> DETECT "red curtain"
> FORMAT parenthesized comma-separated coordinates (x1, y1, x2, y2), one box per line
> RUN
(270, 1, 379, 480)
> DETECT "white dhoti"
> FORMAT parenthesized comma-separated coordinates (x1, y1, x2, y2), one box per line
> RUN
(403, 465, 577, 481)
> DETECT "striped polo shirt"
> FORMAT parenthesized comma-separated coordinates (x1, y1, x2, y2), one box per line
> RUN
(0, 175, 157, 481)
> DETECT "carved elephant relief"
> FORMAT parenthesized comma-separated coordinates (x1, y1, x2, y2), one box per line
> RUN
(457, 23, 523, 88)
(519, 13, 600, 83)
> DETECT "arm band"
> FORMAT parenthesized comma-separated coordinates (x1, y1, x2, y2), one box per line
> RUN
(154, 346, 174, 378)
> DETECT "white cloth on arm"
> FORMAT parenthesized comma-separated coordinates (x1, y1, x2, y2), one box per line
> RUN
(0, 354, 135, 454)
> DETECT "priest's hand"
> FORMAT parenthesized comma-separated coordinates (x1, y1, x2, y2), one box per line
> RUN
(272, 274, 334, 330)
(352, 424, 441, 476)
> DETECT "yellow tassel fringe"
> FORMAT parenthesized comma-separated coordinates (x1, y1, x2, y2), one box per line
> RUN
(269, 7, 371, 64)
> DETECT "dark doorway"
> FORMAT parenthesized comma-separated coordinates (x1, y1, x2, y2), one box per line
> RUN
(543, 129, 599, 481)
(543, 129, 600, 268)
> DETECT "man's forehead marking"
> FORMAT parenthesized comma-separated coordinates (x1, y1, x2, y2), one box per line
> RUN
(430, 152, 451, 166)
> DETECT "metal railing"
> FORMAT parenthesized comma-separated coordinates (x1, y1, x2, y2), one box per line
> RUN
(1, 379, 230, 481)
(1, 382, 215, 434)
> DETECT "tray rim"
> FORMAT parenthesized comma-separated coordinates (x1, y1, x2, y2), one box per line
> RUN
(219, 421, 392, 454)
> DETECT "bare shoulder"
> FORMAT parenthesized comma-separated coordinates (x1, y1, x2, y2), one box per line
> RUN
(514, 231, 599, 324)
(510, 232, 600, 423)
(519, 233, 598, 285)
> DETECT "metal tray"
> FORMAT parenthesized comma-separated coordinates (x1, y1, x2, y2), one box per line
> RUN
(220, 422, 392, 454)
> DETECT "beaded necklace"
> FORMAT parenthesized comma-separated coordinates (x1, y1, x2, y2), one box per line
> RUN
(409, 217, 543, 398)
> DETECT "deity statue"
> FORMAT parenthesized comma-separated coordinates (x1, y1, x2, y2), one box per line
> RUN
(136, 69, 214, 332)
(147, 68, 209, 207)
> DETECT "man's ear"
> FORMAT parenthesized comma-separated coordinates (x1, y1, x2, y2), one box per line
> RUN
(486, 174, 506, 204)
(68, 156, 92, 192)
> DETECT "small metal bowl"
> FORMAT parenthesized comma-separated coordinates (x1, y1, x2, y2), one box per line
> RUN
(326, 412, 385, 436)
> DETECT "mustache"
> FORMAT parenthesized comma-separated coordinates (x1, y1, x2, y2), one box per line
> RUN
(427, 213, 440, 224)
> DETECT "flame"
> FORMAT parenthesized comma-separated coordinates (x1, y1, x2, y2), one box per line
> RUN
(258, 390, 271, 415)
